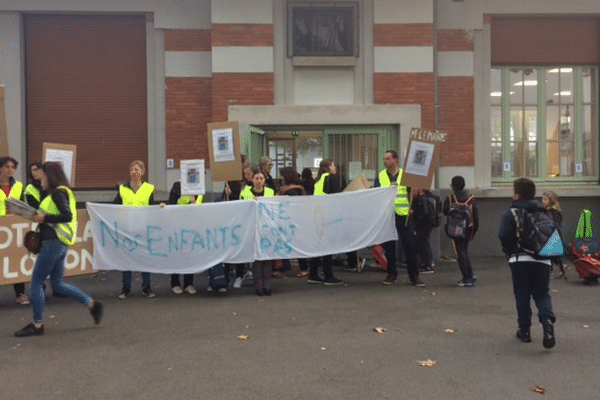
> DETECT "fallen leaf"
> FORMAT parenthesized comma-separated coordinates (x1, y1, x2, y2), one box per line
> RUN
(237, 335, 250, 341)
(532, 385, 546, 394)
(444, 329, 456, 334)
(373, 327, 387, 334)
(320, 347, 327, 351)
(232, 312, 237, 316)
(583, 325, 590, 329)
(430, 292, 437, 296)
(417, 359, 436, 367)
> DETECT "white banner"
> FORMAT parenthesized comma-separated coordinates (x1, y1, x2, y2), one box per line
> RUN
(87, 187, 398, 274)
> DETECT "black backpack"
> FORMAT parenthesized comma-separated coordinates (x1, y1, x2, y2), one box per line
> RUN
(510, 207, 564, 259)
(426, 194, 441, 228)
(445, 194, 474, 239)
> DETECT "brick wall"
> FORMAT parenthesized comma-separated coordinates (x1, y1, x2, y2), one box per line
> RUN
(437, 29, 474, 51)
(374, 24, 434, 46)
(211, 24, 274, 46)
(165, 29, 211, 51)
(437, 76, 474, 166)
(165, 77, 212, 169)
(211, 73, 274, 123)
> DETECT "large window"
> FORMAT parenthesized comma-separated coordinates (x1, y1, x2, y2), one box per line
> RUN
(287, 1, 359, 57)
(491, 66, 598, 183)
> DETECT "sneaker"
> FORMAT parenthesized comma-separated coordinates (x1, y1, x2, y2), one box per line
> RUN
(323, 277, 344, 286)
(118, 288, 131, 299)
(272, 271, 286, 279)
(411, 277, 426, 287)
(16, 294, 30, 305)
(206, 286, 214, 292)
(383, 275, 397, 285)
(516, 328, 531, 343)
(142, 287, 156, 298)
(419, 266, 434, 274)
(343, 266, 357, 272)
(542, 322, 556, 349)
(90, 301, 104, 325)
(307, 276, 324, 284)
(358, 258, 366, 272)
(244, 271, 253, 281)
(217, 287, 228, 293)
(184, 285, 197, 295)
(233, 277, 243, 289)
(15, 323, 44, 338)
(471, 275, 478, 282)
(457, 279, 474, 287)
(172, 286, 183, 295)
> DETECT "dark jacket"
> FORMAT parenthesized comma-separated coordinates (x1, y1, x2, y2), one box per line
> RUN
(443, 189, 479, 236)
(498, 198, 546, 256)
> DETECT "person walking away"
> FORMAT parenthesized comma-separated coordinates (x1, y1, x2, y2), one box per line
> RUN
(0, 156, 30, 305)
(443, 175, 478, 287)
(412, 188, 440, 274)
(114, 160, 156, 298)
(374, 150, 424, 287)
(498, 177, 556, 349)
(14, 162, 103, 337)
(240, 170, 275, 296)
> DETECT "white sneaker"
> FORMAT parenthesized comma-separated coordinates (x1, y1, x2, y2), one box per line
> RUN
(172, 286, 183, 295)
(217, 287, 228, 293)
(233, 277, 243, 289)
(244, 271, 253, 281)
(184, 285, 197, 295)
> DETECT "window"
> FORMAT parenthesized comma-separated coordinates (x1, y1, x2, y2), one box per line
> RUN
(287, 1, 359, 57)
(491, 66, 598, 183)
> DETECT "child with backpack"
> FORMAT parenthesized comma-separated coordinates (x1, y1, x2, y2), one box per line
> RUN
(498, 178, 556, 349)
(542, 191, 566, 279)
(412, 188, 441, 274)
(443, 176, 478, 287)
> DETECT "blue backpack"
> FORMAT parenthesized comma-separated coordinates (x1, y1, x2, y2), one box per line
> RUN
(208, 263, 228, 290)
(511, 207, 564, 259)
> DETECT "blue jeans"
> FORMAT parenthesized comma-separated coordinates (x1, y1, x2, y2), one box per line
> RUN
(509, 261, 556, 330)
(453, 238, 475, 280)
(30, 239, 91, 323)
(121, 271, 151, 290)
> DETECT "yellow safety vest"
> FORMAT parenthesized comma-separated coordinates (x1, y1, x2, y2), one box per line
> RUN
(177, 194, 204, 205)
(240, 186, 274, 200)
(119, 182, 155, 206)
(378, 169, 409, 216)
(0, 181, 24, 216)
(24, 184, 41, 207)
(313, 173, 330, 197)
(39, 186, 78, 246)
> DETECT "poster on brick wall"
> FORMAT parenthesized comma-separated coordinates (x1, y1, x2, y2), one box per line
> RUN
(0, 86, 8, 157)
(207, 121, 243, 182)
(400, 127, 446, 190)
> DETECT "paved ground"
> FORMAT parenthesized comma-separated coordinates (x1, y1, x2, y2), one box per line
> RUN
(1, 257, 599, 400)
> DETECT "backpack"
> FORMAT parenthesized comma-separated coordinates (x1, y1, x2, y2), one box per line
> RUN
(510, 207, 564, 259)
(426, 194, 441, 228)
(445, 194, 474, 239)
(208, 263, 228, 290)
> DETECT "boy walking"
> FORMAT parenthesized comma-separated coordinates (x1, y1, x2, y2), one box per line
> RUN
(498, 178, 556, 349)
(443, 176, 478, 286)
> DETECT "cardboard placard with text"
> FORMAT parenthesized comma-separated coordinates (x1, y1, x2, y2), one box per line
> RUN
(207, 121, 243, 182)
(43, 142, 77, 187)
(400, 127, 447, 190)
(0, 210, 95, 286)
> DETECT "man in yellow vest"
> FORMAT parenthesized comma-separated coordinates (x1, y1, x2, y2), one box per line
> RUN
(374, 150, 425, 287)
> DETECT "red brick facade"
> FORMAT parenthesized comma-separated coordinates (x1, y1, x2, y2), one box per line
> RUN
(437, 76, 475, 166)
(374, 24, 434, 46)
(211, 73, 275, 123)
(165, 29, 211, 51)
(438, 29, 474, 51)
(165, 77, 212, 168)
(211, 24, 274, 46)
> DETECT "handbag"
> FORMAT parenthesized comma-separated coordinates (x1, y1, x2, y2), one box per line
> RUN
(24, 228, 42, 254)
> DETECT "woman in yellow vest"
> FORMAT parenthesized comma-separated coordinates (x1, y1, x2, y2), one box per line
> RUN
(240, 170, 275, 296)
(308, 159, 344, 286)
(14, 162, 103, 337)
(114, 160, 156, 299)
(24, 162, 44, 209)
(0, 156, 29, 305)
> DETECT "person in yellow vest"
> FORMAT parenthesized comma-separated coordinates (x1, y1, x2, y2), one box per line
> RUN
(166, 180, 204, 294)
(24, 162, 44, 209)
(14, 162, 103, 337)
(0, 156, 29, 305)
(308, 159, 344, 286)
(240, 170, 275, 296)
(113, 160, 156, 298)
(374, 150, 425, 287)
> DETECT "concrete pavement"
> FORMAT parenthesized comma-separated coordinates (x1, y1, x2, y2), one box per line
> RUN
(1, 257, 599, 400)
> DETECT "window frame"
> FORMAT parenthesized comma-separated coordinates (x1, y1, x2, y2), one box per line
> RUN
(491, 65, 599, 185)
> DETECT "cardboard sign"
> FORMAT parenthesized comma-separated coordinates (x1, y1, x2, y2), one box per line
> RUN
(400, 127, 446, 190)
(0, 210, 95, 286)
(207, 121, 243, 182)
(43, 142, 77, 187)
(0, 86, 8, 157)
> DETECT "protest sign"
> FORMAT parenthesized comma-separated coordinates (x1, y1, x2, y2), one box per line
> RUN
(401, 127, 446, 190)
(207, 121, 243, 182)
(0, 211, 95, 286)
(87, 187, 398, 273)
